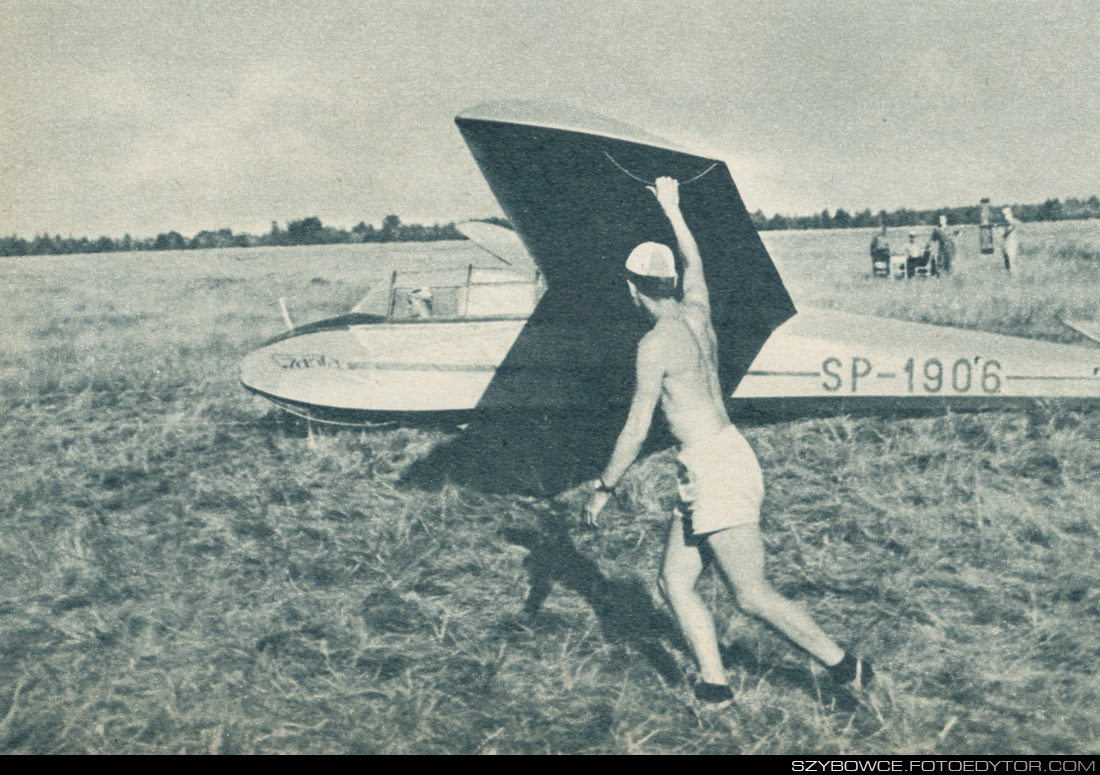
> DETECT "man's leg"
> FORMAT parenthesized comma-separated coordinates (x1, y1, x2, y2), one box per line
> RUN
(659, 516, 726, 686)
(705, 524, 844, 667)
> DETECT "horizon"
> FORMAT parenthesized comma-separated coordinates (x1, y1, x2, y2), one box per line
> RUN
(7, 192, 1097, 247)
(3, 1, 1098, 239)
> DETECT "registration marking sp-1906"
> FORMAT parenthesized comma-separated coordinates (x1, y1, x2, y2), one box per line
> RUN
(820, 356, 1004, 394)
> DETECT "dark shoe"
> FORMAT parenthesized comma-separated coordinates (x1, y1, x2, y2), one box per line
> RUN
(827, 651, 874, 690)
(693, 681, 734, 708)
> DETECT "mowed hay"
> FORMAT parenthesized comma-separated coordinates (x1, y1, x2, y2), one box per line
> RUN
(1, 232, 1099, 753)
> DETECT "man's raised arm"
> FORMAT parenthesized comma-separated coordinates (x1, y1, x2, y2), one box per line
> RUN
(650, 176, 710, 314)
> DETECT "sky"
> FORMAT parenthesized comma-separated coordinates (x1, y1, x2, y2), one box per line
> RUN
(2, 0, 1098, 239)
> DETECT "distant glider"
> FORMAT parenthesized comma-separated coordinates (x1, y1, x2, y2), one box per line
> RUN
(241, 102, 1100, 437)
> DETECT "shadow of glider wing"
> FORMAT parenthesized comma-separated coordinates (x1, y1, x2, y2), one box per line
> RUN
(405, 102, 795, 495)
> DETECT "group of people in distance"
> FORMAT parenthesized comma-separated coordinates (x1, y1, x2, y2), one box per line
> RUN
(870, 206, 1021, 279)
(870, 215, 958, 279)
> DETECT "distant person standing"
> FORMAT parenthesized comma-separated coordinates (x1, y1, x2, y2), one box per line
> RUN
(870, 224, 890, 277)
(905, 231, 929, 278)
(930, 215, 956, 274)
(1001, 207, 1020, 273)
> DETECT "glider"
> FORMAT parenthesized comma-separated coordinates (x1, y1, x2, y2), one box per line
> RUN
(240, 102, 1099, 491)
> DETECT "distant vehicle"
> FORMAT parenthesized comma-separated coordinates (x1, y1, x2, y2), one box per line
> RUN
(240, 102, 1100, 429)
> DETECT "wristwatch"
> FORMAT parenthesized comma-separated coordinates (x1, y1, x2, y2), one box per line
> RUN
(595, 477, 616, 493)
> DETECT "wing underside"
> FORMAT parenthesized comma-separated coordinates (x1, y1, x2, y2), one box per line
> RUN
(456, 104, 795, 411)
(402, 103, 796, 494)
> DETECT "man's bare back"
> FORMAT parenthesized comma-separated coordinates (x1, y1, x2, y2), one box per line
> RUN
(646, 306, 731, 448)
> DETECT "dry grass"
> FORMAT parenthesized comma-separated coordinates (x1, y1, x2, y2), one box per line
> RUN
(1, 227, 1098, 753)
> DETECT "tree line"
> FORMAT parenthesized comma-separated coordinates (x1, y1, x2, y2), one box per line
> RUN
(749, 196, 1100, 232)
(0, 215, 463, 257)
(3, 196, 1099, 257)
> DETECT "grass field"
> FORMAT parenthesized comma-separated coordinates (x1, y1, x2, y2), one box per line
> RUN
(1, 223, 1099, 753)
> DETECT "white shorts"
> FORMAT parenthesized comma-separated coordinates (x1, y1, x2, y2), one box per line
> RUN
(675, 425, 764, 536)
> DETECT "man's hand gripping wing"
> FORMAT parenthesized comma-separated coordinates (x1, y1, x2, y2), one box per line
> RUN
(649, 176, 710, 315)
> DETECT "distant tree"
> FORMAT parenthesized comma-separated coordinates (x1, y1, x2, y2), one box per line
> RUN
(380, 214, 401, 241)
(1039, 198, 1064, 222)
(957, 205, 979, 225)
(154, 231, 186, 251)
(352, 221, 378, 242)
(895, 208, 919, 227)
(30, 234, 57, 255)
(432, 222, 463, 240)
(765, 213, 790, 230)
(285, 217, 324, 245)
(190, 229, 231, 249)
(852, 209, 874, 228)
(0, 234, 28, 256)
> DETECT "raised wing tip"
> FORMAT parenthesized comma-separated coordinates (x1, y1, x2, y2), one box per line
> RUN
(456, 100, 689, 154)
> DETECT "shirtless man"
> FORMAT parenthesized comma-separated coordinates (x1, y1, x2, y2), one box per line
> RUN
(582, 177, 872, 706)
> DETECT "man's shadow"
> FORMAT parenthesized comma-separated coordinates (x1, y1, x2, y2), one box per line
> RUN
(401, 408, 675, 497)
(258, 414, 845, 704)
(500, 510, 854, 708)
(501, 504, 686, 684)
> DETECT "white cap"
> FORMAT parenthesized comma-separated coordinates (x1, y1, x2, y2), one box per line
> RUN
(410, 287, 433, 299)
(625, 242, 676, 278)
